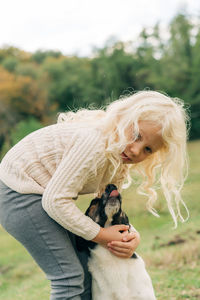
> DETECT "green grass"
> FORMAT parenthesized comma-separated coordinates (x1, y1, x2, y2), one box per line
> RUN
(1, 140, 200, 299)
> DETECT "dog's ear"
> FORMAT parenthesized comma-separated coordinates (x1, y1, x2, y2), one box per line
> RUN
(114, 211, 129, 225)
(85, 198, 100, 222)
(111, 210, 129, 226)
(119, 211, 129, 225)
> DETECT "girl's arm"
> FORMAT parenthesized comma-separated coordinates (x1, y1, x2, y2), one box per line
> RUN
(42, 128, 106, 240)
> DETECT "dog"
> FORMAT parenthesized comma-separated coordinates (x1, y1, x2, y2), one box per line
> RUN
(77, 184, 156, 300)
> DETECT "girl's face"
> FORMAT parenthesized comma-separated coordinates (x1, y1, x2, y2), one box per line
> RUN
(121, 121, 164, 164)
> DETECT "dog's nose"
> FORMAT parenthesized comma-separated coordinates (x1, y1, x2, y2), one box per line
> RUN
(110, 190, 119, 197)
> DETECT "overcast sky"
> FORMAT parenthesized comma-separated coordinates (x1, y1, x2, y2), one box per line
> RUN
(0, 0, 199, 56)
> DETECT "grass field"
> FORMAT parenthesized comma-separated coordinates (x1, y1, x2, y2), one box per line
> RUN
(0, 140, 200, 299)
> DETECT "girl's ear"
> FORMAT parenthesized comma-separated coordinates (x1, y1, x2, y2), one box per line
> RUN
(85, 198, 100, 221)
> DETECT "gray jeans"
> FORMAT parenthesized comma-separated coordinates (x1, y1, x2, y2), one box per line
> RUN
(0, 180, 91, 300)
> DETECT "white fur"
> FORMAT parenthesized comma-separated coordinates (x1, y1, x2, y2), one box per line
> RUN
(88, 245, 156, 300)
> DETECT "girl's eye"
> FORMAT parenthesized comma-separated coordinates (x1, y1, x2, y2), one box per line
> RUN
(145, 147, 152, 154)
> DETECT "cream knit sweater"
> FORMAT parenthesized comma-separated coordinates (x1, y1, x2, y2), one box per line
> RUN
(0, 123, 115, 240)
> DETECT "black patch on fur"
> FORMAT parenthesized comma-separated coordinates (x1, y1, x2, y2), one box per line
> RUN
(131, 253, 138, 259)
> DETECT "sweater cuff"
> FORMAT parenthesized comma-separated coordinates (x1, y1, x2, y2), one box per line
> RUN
(84, 222, 101, 241)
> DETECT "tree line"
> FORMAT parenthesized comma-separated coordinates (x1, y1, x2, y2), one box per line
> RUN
(0, 12, 200, 158)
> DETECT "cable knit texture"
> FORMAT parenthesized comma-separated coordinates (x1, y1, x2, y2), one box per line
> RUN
(0, 123, 114, 240)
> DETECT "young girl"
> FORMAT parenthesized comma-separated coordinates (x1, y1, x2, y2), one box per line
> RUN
(0, 91, 189, 300)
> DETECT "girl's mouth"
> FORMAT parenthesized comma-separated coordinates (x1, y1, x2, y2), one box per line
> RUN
(121, 152, 132, 162)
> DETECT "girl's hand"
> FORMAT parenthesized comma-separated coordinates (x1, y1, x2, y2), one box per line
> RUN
(107, 231, 140, 258)
(92, 225, 130, 247)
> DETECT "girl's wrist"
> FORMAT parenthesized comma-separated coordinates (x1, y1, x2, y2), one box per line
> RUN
(92, 227, 106, 244)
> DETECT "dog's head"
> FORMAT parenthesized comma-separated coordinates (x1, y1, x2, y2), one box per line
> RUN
(85, 184, 129, 228)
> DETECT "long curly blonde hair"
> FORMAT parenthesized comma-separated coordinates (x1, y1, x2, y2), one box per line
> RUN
(58, 91, 190, 227)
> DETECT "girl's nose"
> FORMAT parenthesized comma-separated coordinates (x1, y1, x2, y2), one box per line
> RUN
(130, 143, 141, 157)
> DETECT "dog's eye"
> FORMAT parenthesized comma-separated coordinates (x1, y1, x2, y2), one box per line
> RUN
(101, 195, 108, 205)
(103, 198, 107, 205)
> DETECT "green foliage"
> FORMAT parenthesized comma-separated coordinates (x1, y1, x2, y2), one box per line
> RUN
(161, 14, 193, 96)
(0, 118, 42, 159)
(2, 56, 19, 72)
(41, 56, 102, 110)
(0, 46, 25, 63)
(32, 50, 62, 64)
(15, 62, 39, 79)
(10, 117, 42, 145)
(90, 42, 138, 102)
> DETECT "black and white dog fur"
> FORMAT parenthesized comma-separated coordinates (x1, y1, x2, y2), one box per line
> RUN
(77, 184, 156, 300)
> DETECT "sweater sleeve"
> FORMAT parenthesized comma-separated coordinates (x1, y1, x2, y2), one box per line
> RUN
(42, 129, 105, 240)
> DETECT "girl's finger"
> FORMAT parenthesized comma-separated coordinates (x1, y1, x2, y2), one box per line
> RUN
(122, 232, 137, 242)
(108, 241, 132, 249)
(108, 246, 131, 254)
(121, 230, 129, 238)
(108, 247, 131, 258)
